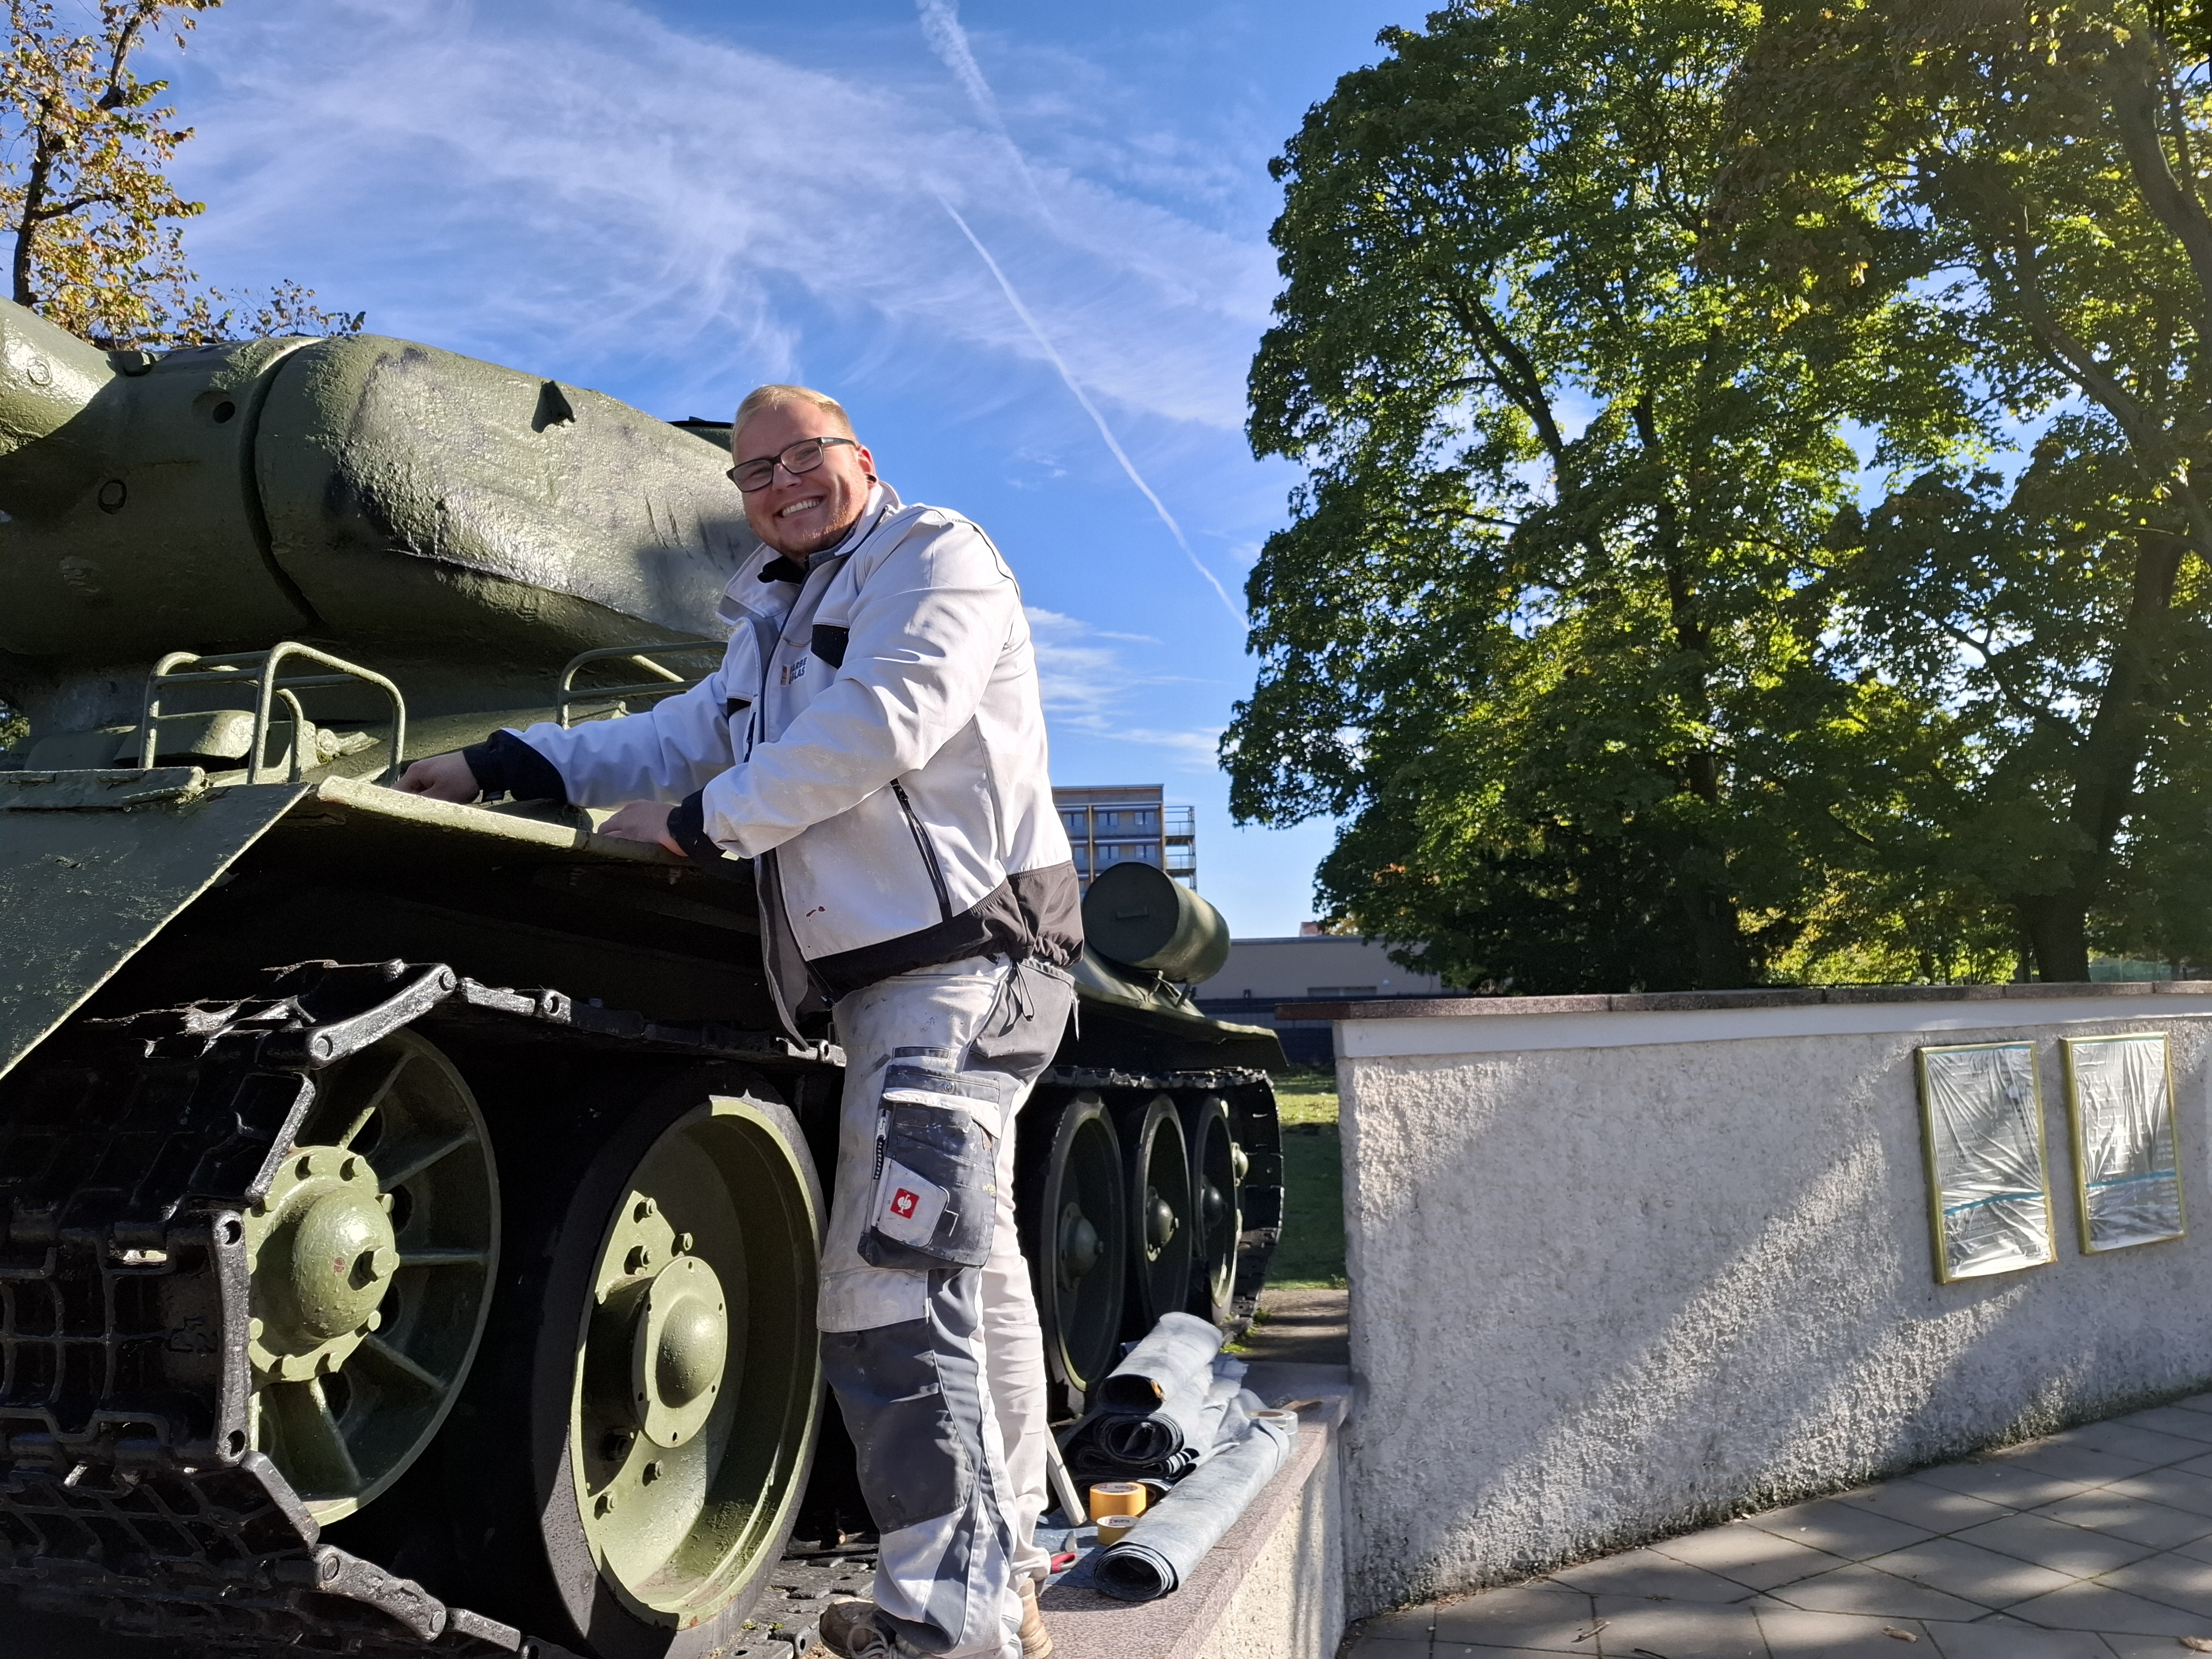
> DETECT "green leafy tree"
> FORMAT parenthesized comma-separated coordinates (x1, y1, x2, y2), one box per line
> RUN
(1228, 0, 1980, 991)
(0, 0, 359, 345)
(1715, 0, 2212, 980)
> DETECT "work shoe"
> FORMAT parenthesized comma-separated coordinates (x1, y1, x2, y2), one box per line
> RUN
(815, 1598, 898, 1659)
(1018, 1580, 1052, 1659)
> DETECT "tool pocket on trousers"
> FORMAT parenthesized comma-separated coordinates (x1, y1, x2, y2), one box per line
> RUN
(859, 1063, 1001, 1270)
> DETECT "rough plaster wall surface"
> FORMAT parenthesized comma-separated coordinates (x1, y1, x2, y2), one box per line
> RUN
(1339, 1015, 2212, 1616)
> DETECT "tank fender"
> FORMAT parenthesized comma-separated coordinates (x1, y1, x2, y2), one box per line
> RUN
(0, 768, 307, 1082)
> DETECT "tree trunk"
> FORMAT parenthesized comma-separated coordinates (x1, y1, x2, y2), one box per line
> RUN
(1677, 870, 1755, 988)
(2018, 893, 2092, 983)
(13, 106, 61, 311)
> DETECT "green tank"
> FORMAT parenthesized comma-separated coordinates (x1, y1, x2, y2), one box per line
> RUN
(0, 300, 1284, 1658)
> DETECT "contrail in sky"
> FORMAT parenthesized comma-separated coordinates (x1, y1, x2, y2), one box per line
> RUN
(936, 195, 1243, 622)
(914, 0, 1046, 212)
(916, 0, 1008, 143)
(914, 0, 1239, 622)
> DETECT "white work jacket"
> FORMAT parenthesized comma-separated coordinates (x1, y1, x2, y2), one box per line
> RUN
(504, 484, 1081, 1025)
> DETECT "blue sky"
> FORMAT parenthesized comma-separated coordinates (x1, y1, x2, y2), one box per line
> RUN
(150, 0, 1430, 936)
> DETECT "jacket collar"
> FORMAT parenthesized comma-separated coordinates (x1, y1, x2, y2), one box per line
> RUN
(717, 483, 901, 621)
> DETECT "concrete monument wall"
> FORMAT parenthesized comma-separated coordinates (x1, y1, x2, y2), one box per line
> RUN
(1316, 984, 2212, 1616)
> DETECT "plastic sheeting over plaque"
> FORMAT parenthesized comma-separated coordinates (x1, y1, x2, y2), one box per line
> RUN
(2063, 1033, 2187, 1253)
(1917, 1041, 2056, 1282)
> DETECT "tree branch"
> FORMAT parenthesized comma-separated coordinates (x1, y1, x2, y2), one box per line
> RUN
(1986, 235, 2212, 556)
(1441, 285, 1569, 467)
(97, 1, 158, 111)
(1935, 620, 2083, 744)
(2105, 28, 2212, 346)
(28, 191, 123, 221)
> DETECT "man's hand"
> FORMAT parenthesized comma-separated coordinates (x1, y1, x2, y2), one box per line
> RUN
(601, 799, 683, 856)
(395, 751, 481, 802)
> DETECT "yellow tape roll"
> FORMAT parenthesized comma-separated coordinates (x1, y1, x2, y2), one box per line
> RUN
(1096, 1513, 1140, 1546)
(1089, 1481, 1147, 1519)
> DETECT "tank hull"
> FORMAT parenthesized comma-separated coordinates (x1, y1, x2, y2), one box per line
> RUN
(0, 769, 1283, 1658)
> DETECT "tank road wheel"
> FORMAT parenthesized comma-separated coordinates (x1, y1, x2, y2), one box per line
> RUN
(1120, 1092, 1194, 1336)
(1018, 1091, 1127, 1410)
(249, 1027, 498, 1523)
(1182, 1094, 1242, 1328)
(459, 1072, 822, 1659)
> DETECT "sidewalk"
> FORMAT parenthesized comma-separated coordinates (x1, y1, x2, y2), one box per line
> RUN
(1345, 1393, 2212, 1657)
(1239, 1284, 1351, 1366)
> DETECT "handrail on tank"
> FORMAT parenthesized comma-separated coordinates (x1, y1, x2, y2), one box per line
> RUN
(556, 640, 721, 729)
(137, 642, 408, 785)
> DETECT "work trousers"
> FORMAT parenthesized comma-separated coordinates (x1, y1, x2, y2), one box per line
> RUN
(819, 954, 1074, 1659)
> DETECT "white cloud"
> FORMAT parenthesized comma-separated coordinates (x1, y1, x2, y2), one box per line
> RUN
(1026, 606, 1126, 719)
(172, 0, 1273, 434)
(1098, 725, 1227, 768)
(916, 0, 1011, 147)
(1025, 607, 1222, 773)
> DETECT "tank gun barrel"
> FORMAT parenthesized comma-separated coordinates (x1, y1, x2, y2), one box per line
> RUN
(0, 298, 115, 462)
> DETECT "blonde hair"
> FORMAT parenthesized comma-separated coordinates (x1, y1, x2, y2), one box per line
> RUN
(733, 383, 856, 441)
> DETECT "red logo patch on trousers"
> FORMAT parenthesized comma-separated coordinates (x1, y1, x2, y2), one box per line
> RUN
(890, 1187, 920, 1219)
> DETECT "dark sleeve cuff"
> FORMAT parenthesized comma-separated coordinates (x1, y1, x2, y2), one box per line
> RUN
(461, 729, 569, 804)
(667, 791, 730, 873)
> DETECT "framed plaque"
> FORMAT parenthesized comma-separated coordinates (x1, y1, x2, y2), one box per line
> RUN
(1917, 1041, 2057, 1282)
(2063, 1033, 2185, 1253)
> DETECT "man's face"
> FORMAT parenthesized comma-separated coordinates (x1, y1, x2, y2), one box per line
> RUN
(732, 402, 877, 560)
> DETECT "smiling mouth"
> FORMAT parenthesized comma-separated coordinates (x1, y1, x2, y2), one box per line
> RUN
(777, 496, 825, 519)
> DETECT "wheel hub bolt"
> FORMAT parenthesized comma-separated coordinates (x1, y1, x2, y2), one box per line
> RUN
(1058, 1208, 1101, 1279)
(1147, 1189, 1177, 1250)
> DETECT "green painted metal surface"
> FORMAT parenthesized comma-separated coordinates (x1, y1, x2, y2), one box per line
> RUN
(569, 1097, 821, 1627)
(0, 294, 754, 742)
(0, 769, 306, 1081)
(249, 1028, 501, 1525)
(1082, 860, 1232, 985)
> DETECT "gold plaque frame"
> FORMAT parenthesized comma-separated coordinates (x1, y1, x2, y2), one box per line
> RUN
(2062, 1032, 2187, 1254)
(1917, 1041, 2057, 1283)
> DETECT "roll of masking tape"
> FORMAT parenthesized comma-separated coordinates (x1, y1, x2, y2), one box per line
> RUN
(1089, 1481, 1147, 1519)
(1096, 1513, 1140, 1546)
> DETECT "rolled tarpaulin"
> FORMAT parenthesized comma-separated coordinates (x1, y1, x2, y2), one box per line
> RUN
(1096, 1312, 1223, 1411)
(1065, 1315, 1236, 1482)
(1093, 1410, 1300, 1602)
(1079, 1360, 1244, 1478)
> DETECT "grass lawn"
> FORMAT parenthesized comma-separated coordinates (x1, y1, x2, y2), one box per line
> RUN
(1263, 1065, 1346, 1288)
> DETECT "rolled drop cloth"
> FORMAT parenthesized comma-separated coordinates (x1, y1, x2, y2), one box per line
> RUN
(1092, 1410, 1300, 1602)
(1066, 1313, 1246, 1482)
(1096, 1311, 1223, 1410)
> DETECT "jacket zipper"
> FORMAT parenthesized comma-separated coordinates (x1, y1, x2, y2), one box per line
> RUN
(891, 779, 956, 923)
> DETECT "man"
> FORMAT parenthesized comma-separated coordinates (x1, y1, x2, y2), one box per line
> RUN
(397, 385, 1077, 1659)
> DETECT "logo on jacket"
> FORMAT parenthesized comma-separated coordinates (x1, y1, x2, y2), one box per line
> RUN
(890, 1187, 921, 1220)
(781, 659, 806, 686)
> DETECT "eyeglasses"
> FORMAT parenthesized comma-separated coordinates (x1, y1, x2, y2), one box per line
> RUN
(728, 435, 858, 492)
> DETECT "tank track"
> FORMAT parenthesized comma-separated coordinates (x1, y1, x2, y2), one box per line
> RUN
(0, 959, 828, 1659)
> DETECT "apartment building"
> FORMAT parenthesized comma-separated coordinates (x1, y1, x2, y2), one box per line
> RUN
(1052, 783, 1197, 891)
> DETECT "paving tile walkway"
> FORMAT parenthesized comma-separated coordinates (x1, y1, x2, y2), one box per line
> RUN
(1343, 1392, 2212, 1657)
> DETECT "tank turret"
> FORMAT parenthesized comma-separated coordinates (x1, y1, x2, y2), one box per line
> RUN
(0, 297, 754, 753)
